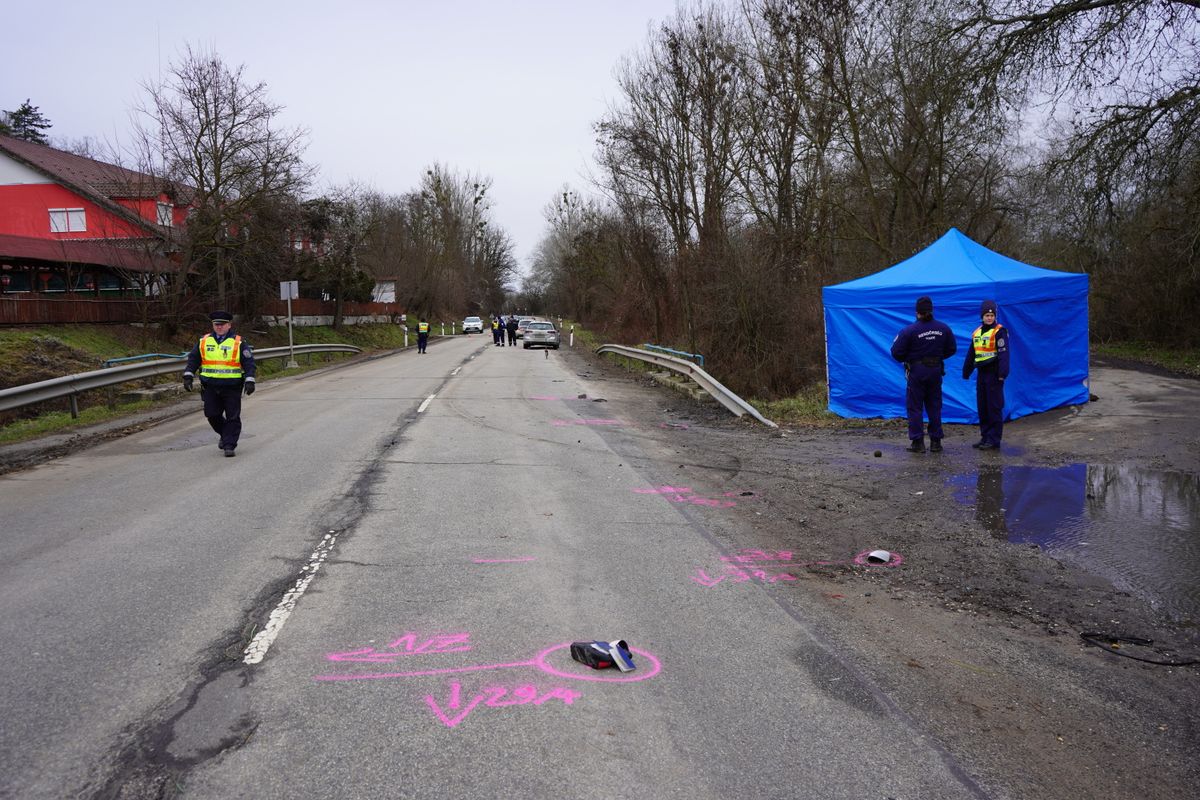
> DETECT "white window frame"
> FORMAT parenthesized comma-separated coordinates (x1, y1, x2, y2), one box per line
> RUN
(156, 202, 174, 227)
(49, 208, 87, 233)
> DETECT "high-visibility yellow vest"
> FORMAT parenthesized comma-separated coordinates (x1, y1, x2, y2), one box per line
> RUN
(972, 325, 1003, 364)
(418, 321, 429, 333)
(198, 334, 244, 379)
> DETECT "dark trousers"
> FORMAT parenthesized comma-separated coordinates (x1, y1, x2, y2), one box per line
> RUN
(507, 329, 516, 345)
(201, 383, 243, 450)
(905, 365, 944, 441)
(418, 332, 428, 352)
(975, 370, 1005, 445)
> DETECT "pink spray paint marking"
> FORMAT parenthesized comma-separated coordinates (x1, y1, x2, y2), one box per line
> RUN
(424, 682, 581, 728)
(472, 556, 537, 564)
(326, 632, 472, 663)
(691, 565, 800, 587)
(316, 641, 663, 684)
(551, 418, 624, 427)
(691, 549, 904, 587)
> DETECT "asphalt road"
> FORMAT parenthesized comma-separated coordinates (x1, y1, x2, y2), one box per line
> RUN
(0, 336, 989, 799)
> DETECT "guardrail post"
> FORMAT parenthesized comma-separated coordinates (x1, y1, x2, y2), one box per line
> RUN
(570, 325, 574, 348)
(69, 394, 79, 419)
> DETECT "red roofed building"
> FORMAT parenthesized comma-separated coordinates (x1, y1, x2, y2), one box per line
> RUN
(0, 134, 188, 323)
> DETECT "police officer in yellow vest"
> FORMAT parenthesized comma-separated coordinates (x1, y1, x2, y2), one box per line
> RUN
(962, 299, 1010, 450)
(417, 318, 430, 354)
(183, 310, 257, 457)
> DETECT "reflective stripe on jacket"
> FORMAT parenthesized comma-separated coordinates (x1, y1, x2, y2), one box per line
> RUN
(198, 334, 244, 379)
(418, 322, 429, 333)
(972, 325, 1003, 364)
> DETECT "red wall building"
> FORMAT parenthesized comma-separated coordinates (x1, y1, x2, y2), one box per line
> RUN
(0, 134, 183, 318)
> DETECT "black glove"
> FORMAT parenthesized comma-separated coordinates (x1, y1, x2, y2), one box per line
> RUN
(243, 381, 255, 396)
(183, 375, 194, 392)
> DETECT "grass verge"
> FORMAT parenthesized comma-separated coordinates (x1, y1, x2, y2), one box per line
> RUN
(0, 322, 420, 445)
(1091, 342, 1200, 379)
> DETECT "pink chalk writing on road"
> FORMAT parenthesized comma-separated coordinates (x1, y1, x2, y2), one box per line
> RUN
(316, 641, 663, 684)
(631, 486, 737, 508)
(326, 632, 472, 663)
(691, 549, 904, 588)
(691, 566, 800, 587)
(473, 556, 537, 564)
(424, 682, 581, 728)
(552, 418, 624, 427)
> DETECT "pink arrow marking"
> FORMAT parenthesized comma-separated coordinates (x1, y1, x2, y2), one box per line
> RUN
(316, 642, 662, 684)
(424, 683, 582, 728)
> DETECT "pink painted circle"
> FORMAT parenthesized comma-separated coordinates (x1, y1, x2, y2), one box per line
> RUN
(533, 643, 662, 683)
(853, 549, 904, 567)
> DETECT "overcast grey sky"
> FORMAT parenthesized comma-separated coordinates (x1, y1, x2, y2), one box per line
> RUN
(2, 0, 684, 275)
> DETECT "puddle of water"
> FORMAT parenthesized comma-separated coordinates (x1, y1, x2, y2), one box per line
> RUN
(948, 464, 1200, 623)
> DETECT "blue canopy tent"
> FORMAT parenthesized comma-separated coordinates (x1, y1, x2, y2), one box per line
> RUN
(822, 228, 1090, 423)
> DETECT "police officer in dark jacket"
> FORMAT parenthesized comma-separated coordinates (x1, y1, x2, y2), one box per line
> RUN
(962, 299, 1010, 450)
(891, 295, 957, 452)
(183, 310, 257, 457)
(417, 318, 430, 353)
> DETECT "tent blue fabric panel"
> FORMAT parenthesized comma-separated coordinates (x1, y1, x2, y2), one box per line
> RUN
(822, 228, 1090, 423)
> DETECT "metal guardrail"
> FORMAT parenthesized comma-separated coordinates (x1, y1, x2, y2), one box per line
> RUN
(642, 343, 704, 367)
(595, 344, 777, 427)
(0, 344, 363, 415)
(103, 352, 188, 367)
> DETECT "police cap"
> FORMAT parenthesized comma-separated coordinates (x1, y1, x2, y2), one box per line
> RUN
(980, 299, 997, 316)
(208, 310, 234, 322)
(915, 296, 933, 314)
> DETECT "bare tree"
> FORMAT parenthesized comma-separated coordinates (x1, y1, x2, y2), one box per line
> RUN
(954, 0, 1199, 189)
(132, 46, 315, 313)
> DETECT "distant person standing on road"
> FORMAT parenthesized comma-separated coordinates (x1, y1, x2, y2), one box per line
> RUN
(417, 318, 429, 354)
(183, 310, 256, 457)
(962, 299, 1010, 450)
(506, 315, 518, 346)
(890, 295, 957, 452)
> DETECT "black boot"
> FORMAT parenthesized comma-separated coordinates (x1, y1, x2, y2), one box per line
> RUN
(907, 438, 925, 453)
(929, 439, 943, 452)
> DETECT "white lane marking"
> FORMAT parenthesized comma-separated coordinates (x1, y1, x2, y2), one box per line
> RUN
(418, 394, 436, 413)
(451, 367, 461, 376)
(243, 531, 338, 665)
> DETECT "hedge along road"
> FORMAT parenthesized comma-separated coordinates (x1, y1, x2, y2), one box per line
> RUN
(0, 334, 988, 800)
